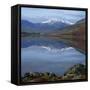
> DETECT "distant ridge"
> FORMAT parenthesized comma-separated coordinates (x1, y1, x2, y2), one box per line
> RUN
(21, 19, 70, 33)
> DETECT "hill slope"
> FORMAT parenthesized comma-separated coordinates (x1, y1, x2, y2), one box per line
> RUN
(47, 19, 86, 53)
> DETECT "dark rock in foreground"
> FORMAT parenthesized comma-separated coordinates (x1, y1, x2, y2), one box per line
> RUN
(63, 64, 86, 80)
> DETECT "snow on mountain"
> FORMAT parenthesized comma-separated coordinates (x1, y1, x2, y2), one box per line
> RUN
(21, 18, 71, 33)
(42, 18, 60, 24)
(42, 18, 74, 25)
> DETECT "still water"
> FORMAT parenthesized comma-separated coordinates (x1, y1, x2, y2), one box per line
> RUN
(21, 37, 85, 76)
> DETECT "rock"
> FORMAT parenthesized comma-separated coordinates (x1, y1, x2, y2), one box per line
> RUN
(63, 64, 86, 80)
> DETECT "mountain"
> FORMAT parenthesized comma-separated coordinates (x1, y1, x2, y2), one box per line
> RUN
(76, 19, 85, 24)
(46, 19, 86, 52)
(42, 18, 74, 25)
(21, 20, 35, 32)
(48, 19, 85, 34)
(21, 19, 70, 33)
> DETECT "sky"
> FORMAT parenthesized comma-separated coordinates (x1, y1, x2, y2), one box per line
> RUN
(21, 7, 86, 24)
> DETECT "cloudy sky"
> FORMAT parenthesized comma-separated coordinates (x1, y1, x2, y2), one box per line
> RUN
(21, 7, 86, 24)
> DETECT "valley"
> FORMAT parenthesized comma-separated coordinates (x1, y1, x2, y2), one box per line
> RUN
(21, 19, 86, 53)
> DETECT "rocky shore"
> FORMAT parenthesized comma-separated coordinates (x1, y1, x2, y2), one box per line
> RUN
(21, 64, 86, 83)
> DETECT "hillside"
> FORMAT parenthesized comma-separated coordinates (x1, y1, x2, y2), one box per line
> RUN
(46, 19, 86, 53)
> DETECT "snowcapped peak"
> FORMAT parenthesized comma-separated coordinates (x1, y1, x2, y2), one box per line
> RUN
(42, 18, 61, 24)
(42, 18, 74, 25)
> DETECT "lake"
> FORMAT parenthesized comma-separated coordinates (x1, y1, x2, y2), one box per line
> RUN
(21, 36, 85, 77)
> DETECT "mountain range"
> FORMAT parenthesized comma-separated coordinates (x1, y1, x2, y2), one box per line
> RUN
(21, 19, 71, 33)
(21, 18, 86, 53)
(21, 18, 85, 33)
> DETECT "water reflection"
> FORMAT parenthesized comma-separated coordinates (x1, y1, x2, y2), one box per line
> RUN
(21, 37, 85, 76)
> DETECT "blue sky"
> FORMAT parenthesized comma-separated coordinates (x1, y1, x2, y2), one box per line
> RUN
(21, 7, 85, 24)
